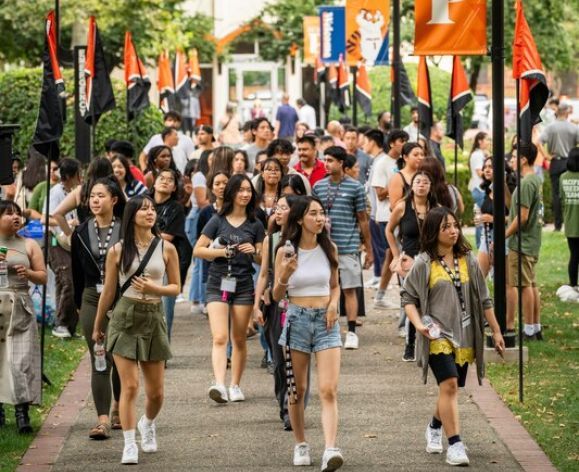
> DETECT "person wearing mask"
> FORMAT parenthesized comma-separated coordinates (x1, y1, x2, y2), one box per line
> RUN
(110, 140, 146, 184)
(246, 118, 274, 170)
(139, 111, 195, 172)
(0, 201, 47, 434)
(191, 125, 216, 161)
(343, 126, 371, 186)
(93, 195, 179, 465)
(402, 207, 505, 467)
(403, 107, 420, 143)
(296, 98, 317, 130)
(313, 146, 373, 350)
(560, 148, 579, 291)
(71, 178, 125, 439)
(151, 169, 191, 339)
(429, 122, 446, 171)
(294, 135, 327, 188)
(371, 129, 409, 308)
(111, 155, 147, 199)
(539, 103, 579, 231)
(272, 196, 344, 471)
(505, 143, 544, 340)
(193, 175, 265, 404)
(275, 94, 299, 140)
(48, 158, 81, 338)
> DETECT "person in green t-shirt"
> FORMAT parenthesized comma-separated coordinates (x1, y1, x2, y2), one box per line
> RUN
(560, 148, 579, 289)
(25, 161, 60, 220)
(505, 143, 544, 340)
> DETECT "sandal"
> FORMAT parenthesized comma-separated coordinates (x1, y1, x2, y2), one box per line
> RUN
(110, 411, 122, 430)
(89, 422, 111, 440)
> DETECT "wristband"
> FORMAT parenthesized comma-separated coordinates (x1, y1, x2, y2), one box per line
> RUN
(277, 277, 289, 286)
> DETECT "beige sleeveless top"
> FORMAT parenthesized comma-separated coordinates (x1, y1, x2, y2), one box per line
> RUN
(0, 234, 31, 291)
(119, 240, 165, 301)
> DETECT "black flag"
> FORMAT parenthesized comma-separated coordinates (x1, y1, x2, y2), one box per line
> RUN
(124, 31, 150, 121)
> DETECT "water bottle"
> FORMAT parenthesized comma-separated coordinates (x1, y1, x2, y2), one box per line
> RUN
(283, 240, 295, 258)
(94, 342, 107, 372)
(0, 247, 8, 288)
(31, 285, 43, 323)
(473, 204, 482, 226)
(211, 236, 227, 249)
(422, 315, 441, 339)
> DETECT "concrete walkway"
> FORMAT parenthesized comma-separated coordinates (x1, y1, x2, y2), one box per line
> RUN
(31, 286, 529, 471)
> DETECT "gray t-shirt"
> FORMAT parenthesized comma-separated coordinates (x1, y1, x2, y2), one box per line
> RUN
(245, 144, 267, 171)
(540, 120, 579, 159)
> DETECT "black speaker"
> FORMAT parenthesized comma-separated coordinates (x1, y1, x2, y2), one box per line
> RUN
(0, 124, 20, 185)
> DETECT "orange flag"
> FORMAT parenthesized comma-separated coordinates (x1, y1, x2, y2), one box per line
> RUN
(417, 57, 432, 139)
(355, 63, 372, 116)
(157, 50, 175, 112)
(124, 32, 150, 120)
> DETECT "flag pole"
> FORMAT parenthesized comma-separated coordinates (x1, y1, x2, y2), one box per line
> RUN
(515, 78, 524, 403)
(491, 0, 507, 335)
(320, 80, 326, 129)
(352, 66, 358, 127)
(453, 140, 458, 188)
(392, 0, 401, 128)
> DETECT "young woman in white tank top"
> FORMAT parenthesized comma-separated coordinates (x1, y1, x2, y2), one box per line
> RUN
(93, 195, 180, 465)
(272, 196, 344, 471)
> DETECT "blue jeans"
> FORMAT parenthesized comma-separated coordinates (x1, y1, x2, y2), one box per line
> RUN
(186, 209, 205, 304)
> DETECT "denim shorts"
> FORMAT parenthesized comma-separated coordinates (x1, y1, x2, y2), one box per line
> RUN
(206, 275, 255, 306)
(278, 304, 342, 354)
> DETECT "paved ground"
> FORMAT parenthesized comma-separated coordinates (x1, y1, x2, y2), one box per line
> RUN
(46, 282, 526, 472)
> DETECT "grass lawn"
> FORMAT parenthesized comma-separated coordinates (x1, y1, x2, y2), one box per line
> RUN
(484, 230, 579, 472)
(0, 332, 86, 472)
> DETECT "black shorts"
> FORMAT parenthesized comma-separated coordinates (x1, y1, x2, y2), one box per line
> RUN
(429, 353, 469, 388)
(205, 275, 255, 306)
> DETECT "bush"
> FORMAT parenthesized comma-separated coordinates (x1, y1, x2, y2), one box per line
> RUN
(0, 67, 163, 160)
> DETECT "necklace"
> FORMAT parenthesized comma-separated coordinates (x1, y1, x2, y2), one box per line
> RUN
(135, 235, 154, 249)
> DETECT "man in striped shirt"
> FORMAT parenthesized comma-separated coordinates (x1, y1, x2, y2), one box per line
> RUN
(313, 146, 373, 350)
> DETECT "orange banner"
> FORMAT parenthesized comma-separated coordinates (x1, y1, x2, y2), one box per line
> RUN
(414, 0, 486, 56)
(346, 0, 390, 66)
(303, 16, 320, 65)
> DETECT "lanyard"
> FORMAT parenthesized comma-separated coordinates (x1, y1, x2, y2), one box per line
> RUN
(437, 256, 468, 322)
(94, 218, 115, 282)
(326, 179, 344, 211)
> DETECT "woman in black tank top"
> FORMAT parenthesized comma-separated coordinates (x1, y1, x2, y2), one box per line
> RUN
(386, 171, 438, 362)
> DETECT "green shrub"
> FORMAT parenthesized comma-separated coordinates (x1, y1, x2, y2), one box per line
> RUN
(0, 67, 163, 160)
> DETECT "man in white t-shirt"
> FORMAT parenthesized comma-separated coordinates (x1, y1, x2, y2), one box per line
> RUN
(403, 106, 420, 143)
(139, 111, 195, 173)
(296, 98, 317, 130)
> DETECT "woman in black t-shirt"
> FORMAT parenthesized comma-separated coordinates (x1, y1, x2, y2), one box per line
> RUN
(194, 174, 265, 404)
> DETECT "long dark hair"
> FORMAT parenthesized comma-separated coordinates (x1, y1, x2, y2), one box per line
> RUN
(147, 145, 178, 174)
(470, 131, 488, 155)
(418, 157, 453, 209)
(120, 195, 160, 274)
(280, 174, 307, 196)
(405, 171, 438, 209)
(397, 142, 422, 170)
(480, 156, 493, 195)
(278, 196, 338, 271)
(111, 155, 136, 186)
(256, 157, 283, 200)
(219, 173, 257, 221)
(81, 158, 114, 208)
(21, 148, 46, 191)
(90, 177, 126, 219)
(210, 146, 234, 175)
(269, 194, 299, 234)
(207, 171, 229, 202)
(151, 168, 181, 202)
(420, 207, 471, 259)
(196, 149, 213, 176)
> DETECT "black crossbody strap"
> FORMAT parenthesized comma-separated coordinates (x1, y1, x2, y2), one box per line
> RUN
(120, 237, 161, 296)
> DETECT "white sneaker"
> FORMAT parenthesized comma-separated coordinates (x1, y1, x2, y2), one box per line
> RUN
(293, 442, 311, 466)
(446, 441, 469, 466)
(190, 303, 205, 315)
(137, 415, 157, 453)
(208, 384, 228, 403)
(176, 294, 186, 303)
(374, 297, 400, 309)
(425, 424, 443, 454)
(52, 326, 71, 338)
(398, 327, 407, 338)
(121, 443, 138, 464)
(364, 276, 380, 289)
(344, 332, 359, 350)
(228, 385, 245, 402)
(321, 448, 344, 471)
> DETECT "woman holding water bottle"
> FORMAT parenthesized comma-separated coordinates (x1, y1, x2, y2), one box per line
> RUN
(71, 177, 125, 439)
(193, 174, 265, 404)
(401, 207, 505, 467)
(0, 200, 47, 434)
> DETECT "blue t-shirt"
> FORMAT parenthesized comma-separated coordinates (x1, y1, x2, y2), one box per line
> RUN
(276, 104, 299, 138)
(313, 176, 366, 255)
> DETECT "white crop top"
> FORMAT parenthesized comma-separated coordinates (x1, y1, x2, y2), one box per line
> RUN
(119, 240, 165, 301)
(287, 245, 331, 297)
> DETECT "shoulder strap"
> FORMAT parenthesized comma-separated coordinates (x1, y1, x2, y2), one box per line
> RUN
(119, 237, 161, 296)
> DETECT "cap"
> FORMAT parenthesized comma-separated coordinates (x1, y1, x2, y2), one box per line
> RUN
(0, 247, 7, 255)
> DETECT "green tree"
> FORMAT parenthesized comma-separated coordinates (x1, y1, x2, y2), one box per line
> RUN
(0, 0, 215, 69)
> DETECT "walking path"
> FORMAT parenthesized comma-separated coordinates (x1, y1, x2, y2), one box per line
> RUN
(20, 285, 555, 471)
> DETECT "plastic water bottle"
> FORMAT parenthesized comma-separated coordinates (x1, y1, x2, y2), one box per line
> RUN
(31, 286, 43, 323)
(94, 342, 107, 372)
(473, 204, 482, 226)
(422, 315, 441, 339)
(211, 237, 227, 249)
(283, 240, 295, 258)
(0, 247, 8, 288)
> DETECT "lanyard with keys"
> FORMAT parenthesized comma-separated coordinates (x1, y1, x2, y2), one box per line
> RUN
(94, 218, 115, 289)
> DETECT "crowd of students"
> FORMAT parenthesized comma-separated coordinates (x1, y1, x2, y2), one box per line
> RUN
(0, 101, 577, 469)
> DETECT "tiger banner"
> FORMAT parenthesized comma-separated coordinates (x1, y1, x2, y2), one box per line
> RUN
(414, 0, 486, 55)
(345, 0, 390, 66)
(303, 16, 320, 65)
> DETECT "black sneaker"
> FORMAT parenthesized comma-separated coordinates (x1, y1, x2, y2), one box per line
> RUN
(523, 333, 536, 342)
(402, 344, 416, 362)
(266, 361, 275, 375)
(260, 354, 268, 369)
(283, 413, 292, 431)
(535, 330, 544, 341)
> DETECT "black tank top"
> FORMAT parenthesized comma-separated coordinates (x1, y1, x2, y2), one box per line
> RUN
(399, 198, 422, 257)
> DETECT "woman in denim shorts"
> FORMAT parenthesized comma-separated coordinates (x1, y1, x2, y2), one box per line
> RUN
(272, 196, 344, 472)
(194, 174, 265, 404)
